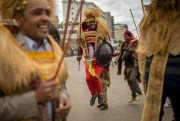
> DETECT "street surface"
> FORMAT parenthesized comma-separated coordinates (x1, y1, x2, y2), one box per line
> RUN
(65, 56, 173, 121)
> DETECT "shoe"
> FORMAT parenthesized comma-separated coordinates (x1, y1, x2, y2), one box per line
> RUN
(97, 104, 103, 108)
(100, 104, 108, 110)
(98, 95, 103, 104)
(128, 98, 136, 103)
(135, 95, 142, 101)
(90, 96, 96, 106)
(164, 102, 171, 108)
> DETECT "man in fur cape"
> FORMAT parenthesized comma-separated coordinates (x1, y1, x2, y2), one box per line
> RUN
(138, 0, 180, 120)
(0, 0, 71, 120)
(117, 29, 142, 103)
(76, 7, 110, 110)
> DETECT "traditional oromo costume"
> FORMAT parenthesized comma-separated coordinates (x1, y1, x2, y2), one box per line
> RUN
(138, 0, 180, 120)
(77, 7, 110, 109)
(0, 0, 68, 120)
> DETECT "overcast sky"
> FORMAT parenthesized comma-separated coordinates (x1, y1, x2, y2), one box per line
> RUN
(55, 0, 151, 37)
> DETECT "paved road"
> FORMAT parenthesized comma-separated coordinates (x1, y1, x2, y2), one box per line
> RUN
(65, 56, 173, 121)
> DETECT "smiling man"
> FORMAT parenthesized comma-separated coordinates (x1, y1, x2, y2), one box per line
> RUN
(0, 0, 71, 121)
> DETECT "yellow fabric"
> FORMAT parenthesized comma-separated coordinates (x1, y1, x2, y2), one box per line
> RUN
(27, 51, 54, 59)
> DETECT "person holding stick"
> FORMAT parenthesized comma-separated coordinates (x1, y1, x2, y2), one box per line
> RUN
(76, 7, 111, 110)
(0, 0, 71, 120)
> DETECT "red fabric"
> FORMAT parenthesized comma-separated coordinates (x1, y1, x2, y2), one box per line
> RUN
(85, 67, 102, 96)
(83, 59, 103, 78)
(123, 29, 133, 37)
(125, 37, 135, 47)
(84, 59, 103, 96)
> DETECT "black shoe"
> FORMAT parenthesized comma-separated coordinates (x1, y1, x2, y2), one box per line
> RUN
(98, 95, 103, 104)
(97, 104, 103, 108)
(90, 96, 96, 106)
(100, 104, 108, 110)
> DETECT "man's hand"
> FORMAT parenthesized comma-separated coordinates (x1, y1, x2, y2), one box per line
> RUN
(56, 92, 71, 118)
(77, 56, 82, 61)
(35, 80, 57, 104)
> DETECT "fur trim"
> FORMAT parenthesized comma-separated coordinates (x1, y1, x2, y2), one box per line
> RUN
(0, 24, 38, 94)
(0, 24, 68, 94)
(138, 1, 180, 121)
(84, 7, 100, 19)
(138, 0, 180, 56)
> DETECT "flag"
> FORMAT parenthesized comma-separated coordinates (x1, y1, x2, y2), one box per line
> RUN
(84, 59, 103, 78)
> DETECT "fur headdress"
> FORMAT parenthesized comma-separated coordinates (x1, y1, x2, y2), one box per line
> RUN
(77, 7, 109, 41)
(0, 0, 55, 21)
(84, 7, 100, 22)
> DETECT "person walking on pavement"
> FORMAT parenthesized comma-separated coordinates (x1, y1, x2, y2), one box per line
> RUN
(117, 30, 142, 103)
(76, 7, 111, 110)
(138, 0, 180, 121)
(0, 0, 71, 120)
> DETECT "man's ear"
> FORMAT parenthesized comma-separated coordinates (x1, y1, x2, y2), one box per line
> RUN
(14, 13, 23, 27)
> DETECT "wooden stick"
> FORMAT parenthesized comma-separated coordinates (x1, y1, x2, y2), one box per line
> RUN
(141, 0, 145, 15)
(130, 9, 139, 38)
(61, 0, 71, 50)
(51, 0, 84, 81)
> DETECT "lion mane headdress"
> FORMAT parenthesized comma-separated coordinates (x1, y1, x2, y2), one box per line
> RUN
(77, 7, 109, 42)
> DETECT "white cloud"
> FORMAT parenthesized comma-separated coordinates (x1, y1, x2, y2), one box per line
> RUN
(55, 0, 150, 37)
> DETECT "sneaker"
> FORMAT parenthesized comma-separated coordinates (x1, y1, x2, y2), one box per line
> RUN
(90, 96, 96, 106)
(164, 102, 171, 108)
(98, 95, 103, 104)
(97, 104, 103, 108)
(135, 95, 142, 101)
(100, 104, 108, 110)
(128, 98, 136, 103)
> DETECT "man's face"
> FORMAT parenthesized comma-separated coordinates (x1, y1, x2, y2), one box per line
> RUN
(16, 0, 51, 41)
(86, 21, 96, 30)
(124, 35, 130, 42)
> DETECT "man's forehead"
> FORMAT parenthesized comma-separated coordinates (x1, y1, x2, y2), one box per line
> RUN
(25, 0, 50, 9)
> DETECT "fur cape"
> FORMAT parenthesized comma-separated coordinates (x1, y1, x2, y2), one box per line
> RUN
(0, 23, 68, 95)
(138, 0, 180, 121)
(77, 17, 110, 44)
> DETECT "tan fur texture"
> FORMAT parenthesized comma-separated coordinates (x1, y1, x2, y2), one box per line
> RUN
(84, 7, 100, 19)
(0, 24, 68, 95)
(138, 0, 180, 121)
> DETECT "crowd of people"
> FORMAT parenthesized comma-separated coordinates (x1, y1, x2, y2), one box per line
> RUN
(0, 0, 179, 121)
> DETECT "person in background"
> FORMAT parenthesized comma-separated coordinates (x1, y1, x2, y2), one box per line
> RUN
(117, 30, 142, 103)
(0, 0, 71, 120)
(48, 23, 61, 45)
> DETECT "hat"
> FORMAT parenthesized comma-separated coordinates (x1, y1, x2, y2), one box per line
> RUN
(124, 29, 133, 37)
(84, 7, 100, 22)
